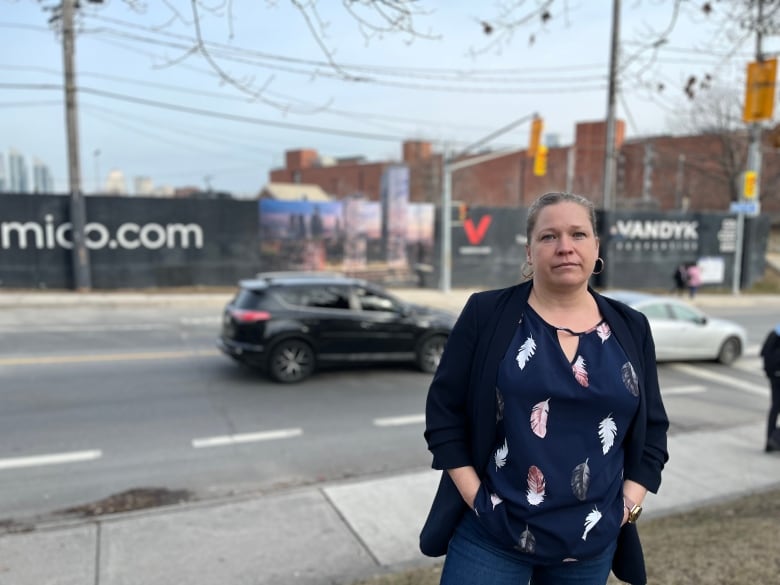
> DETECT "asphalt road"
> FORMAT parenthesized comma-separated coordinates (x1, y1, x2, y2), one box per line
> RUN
(0, 304, 771, 523)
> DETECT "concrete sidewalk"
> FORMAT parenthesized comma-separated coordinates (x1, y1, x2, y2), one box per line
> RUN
(1, 424, 778, 585)
(1, 287, 779, 585)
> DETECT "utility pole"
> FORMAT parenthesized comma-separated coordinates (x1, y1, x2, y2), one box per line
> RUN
(602, 0, 621, 211)
(733, 0, 766, 294)
(674, 154, 686, 211)
(62, 0, 91, 291)
(641, 141, 653, 203)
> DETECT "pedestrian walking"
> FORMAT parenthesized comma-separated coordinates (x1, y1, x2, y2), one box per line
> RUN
(420, 192, 669, 585)
(760, 323, 780, 453)
(672, 263, 687, 295)
(686, 262, 701, 298)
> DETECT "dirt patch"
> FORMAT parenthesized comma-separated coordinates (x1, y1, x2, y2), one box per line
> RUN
(57, 487, 193, 518)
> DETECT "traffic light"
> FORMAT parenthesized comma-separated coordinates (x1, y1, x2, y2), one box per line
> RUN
(533, 145, 548, 176)
(528, 116, 543, 158)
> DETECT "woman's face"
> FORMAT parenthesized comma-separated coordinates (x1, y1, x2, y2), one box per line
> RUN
(526, 201, 599, 289)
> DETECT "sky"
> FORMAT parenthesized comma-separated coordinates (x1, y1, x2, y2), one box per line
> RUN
(1, 0, 773, 197)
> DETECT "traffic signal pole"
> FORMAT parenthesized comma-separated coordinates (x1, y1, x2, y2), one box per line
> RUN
(439, 113, 538, 293)
(62, 0, 92, 291)
(602, 0, 621, 211)
(733, 0, 766, 295)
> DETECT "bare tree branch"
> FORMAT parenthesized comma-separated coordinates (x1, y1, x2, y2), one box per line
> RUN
(189, 0, 303, 112)
(469, 0, 557, 56)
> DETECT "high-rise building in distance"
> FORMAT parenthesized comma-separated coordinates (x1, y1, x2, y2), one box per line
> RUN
(32, 158, 54, 193)
(8, 149, 29, 193)
(0, 152, 6, 192)
(104, 169, 127, 195)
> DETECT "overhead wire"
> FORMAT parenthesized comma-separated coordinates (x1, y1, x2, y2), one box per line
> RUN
(82, 13, 609, 82)
(79, 25, 607, 93)
(0, 82, 427, 143)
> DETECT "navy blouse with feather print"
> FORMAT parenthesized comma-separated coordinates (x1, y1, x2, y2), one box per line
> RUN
(471, 304, 640, 564)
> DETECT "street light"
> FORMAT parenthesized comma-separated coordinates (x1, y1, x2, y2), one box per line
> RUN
(439, 113, 539, 293)
(93, 148, 101, 194)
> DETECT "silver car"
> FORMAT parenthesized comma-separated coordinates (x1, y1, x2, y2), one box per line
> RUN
(603, 290, 747, 365)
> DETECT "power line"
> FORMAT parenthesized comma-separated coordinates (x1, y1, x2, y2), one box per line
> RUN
(0, 63, 500, 135)
(82, 14, 609, 81)
(0, 82, 420, 142)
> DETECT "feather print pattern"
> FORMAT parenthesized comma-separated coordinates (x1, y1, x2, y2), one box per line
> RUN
(570, 458, 590, 501)
(598, 414, 617, 455)
(490, 493, 503, 510)
(581, 507, 602, 541)
(494, 439, 508, 470)
(516, 336, 536, 369)
(572, 355, 589, 387)
(496, 387, 505, 422)
(596, 322, 611, 343)
(621, 362, 639, 396)
(530, 399, 550, 438)
(516, 525, 536, 553)
(526, 465, 546, 506)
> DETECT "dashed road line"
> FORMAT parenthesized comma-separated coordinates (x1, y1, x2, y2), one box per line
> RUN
(373, 414, 426, 427)
(0, 449, 102, 471)
(192, 428, 303, 448)
(663, 384, 707, 396)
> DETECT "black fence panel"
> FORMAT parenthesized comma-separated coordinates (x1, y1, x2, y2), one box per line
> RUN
(0, 194, 262, 289)
(450, 207, 528, 289)
(0, 194, 72, 288)
(597, 211, 767, 291)
(85, 196, 262, 288)
(0, 195, 769, 291)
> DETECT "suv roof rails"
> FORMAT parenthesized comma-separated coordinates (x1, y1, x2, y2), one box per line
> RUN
(254, 271, 347, 280)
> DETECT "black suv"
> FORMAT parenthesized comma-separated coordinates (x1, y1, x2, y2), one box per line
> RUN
(217, 272, 456, 383)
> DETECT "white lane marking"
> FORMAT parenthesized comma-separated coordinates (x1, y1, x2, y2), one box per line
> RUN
(192, 428, 303, 448)
(0, 449, 102, 471)
(0, 318, 220, 334)
(374, 414, 426, 427)
(180, 316, 221, 326)
(0, 324, 168, 334)
(669, 364, 769, 396)
(663, 385, 707, 396)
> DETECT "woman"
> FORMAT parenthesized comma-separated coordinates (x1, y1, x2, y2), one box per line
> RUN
(420, 192, 669, 585)
(686, 262, 702, 298)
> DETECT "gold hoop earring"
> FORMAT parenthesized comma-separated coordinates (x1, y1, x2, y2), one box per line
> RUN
(592, 257, 604, 275)
(521, 263, 534, 280)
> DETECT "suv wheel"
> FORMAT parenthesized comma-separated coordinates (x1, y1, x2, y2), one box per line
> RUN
(417, 335, 447, 374)
(268, 339, 315, 383)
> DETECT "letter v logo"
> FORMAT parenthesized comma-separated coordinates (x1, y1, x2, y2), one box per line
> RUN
(463, 216, 492, 245)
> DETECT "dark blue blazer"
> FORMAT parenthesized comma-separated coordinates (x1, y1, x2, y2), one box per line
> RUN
(421, 281, 669, 585)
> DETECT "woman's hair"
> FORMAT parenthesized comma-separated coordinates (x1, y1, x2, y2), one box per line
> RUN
(526, 192, 597, 239)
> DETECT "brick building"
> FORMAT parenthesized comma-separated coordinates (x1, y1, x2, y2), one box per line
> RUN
(269, 141, 443, 204)
(269, 121, 780, 221)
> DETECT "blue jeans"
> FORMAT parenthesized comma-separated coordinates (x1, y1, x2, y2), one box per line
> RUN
(440, 514, 617, 585)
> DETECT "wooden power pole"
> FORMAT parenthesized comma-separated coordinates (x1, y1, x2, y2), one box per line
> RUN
(62, 0, 92, 291)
